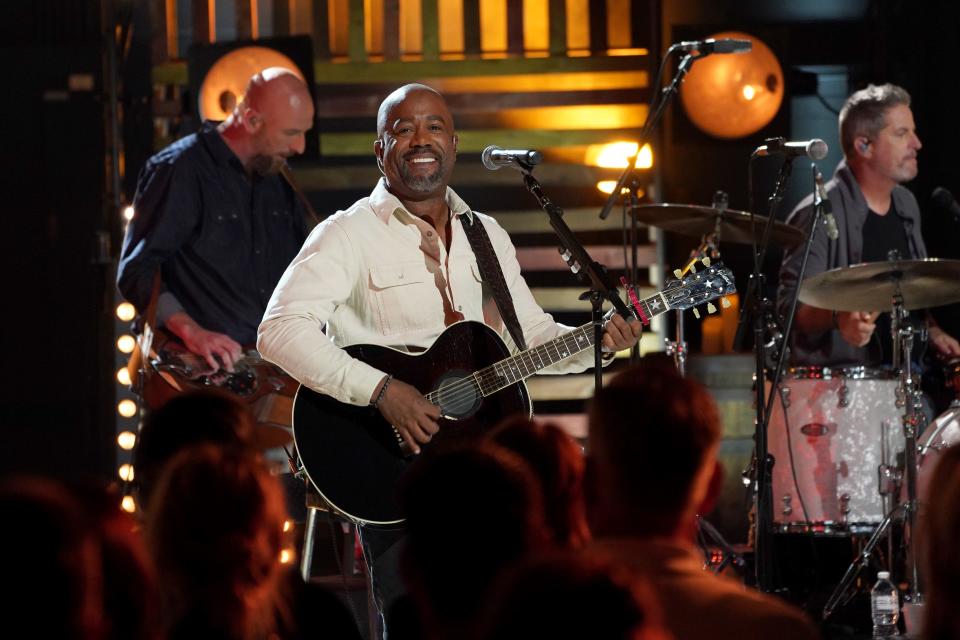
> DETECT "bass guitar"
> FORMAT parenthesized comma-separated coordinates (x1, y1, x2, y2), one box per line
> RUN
(293, 262, 736, 525)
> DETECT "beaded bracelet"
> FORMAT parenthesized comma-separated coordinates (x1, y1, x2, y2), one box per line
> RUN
(372, 374, 393, 409)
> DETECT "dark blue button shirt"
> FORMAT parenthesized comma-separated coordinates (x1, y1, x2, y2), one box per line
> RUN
(117, 121, 309, 344)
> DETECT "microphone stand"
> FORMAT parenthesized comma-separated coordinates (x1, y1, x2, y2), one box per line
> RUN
(740, 155, 795, 593)
(519, 164, 636, 390)
(598, 48, 700, 221)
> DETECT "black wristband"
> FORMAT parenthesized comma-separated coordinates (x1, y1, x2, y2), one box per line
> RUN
(372, 375, 393, 408)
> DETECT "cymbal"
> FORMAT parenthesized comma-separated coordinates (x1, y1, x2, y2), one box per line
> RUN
(799, 259, 960, 311)
(630, 203, 806, 248)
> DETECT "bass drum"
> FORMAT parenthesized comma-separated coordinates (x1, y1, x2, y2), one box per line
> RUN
(767, 367, 904, 533)
(916, 400, 960, 507)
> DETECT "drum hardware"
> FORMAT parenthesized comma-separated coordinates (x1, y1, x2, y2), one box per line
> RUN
(821, 271, 931, 620)
(837, 380, 849, 408)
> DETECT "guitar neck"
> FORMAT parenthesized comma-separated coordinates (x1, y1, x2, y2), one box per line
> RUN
(473, 290, 671, 396)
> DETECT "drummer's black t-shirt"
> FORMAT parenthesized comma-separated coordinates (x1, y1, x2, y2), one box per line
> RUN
(860, 203, 912, 365)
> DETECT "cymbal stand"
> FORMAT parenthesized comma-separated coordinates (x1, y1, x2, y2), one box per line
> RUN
(665, 192, 726, 376)
(891, 280, 926, 598)
(822, 280, 928, 619)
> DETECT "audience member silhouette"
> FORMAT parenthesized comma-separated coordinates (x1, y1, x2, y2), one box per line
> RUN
(921, 443, 960, 640)
(0, 477, 104, 640)
(133, 389, 256, 511)
(586, 361, 820, 640)
(70, 481, 160, 640)
(488, 415, 590, 548)
(397, 443, 550, 640)
(478, 552, 672, 640)
(144, 445, 288, 639)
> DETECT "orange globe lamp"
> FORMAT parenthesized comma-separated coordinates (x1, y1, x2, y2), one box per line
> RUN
(679, 31, 784, 139)
(197, 46, 305, 121)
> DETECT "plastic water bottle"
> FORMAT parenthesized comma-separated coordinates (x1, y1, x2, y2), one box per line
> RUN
(870, 571, 899, 637)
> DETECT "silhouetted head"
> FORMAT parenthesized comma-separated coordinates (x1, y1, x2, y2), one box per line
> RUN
(587, 360, 723, 539)
(133, 390, 256, 511)
(489, 416, 590, 548)
(399, 443, 548, 638)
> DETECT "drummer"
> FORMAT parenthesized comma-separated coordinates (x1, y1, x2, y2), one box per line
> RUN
(778, 83, 960, 370)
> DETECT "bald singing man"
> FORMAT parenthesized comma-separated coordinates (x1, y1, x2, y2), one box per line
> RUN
(118, 68, 315, 370)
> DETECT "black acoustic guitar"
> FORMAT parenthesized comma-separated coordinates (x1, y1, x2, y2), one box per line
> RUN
(293, 263, 736, 525)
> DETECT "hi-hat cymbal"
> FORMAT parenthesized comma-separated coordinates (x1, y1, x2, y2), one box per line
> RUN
(630, 203, 806, 248)
(799, 259, 960, 311)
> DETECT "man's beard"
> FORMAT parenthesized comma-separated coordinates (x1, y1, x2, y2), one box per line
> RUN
(399, 156, 446, 193)
(250, 154, 285, 177)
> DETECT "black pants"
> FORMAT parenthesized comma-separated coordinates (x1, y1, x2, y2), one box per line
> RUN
(358, 525, 407, 640)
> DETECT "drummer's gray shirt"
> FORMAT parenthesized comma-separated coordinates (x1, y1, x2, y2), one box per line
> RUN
(777, 159, 927, 367)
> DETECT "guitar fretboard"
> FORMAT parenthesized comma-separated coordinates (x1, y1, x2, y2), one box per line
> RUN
(470, 289, 671, 397)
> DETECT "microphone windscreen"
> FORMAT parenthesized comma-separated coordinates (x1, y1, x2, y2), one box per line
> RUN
(931, 186, 955, 209)
(481, 145, 501, 171)
(808, 139, 828, 161)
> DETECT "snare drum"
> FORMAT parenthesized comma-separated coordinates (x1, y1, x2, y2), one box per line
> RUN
(767, 367, 904, 533)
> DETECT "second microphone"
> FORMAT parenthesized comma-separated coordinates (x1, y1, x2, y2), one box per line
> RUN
(482, 145, 543, 171)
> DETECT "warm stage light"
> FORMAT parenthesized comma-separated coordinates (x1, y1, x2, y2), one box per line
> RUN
(596, 181, 645, 197)
(116, 367, 132, 387)
(117, 335, 136, 354)
(117, 399, 138, 418)
(115, 302, 136, 322)
(680, 31, 784, 139)
(117, 431, 137, 450)
(118, 464, 135, 482)
(586, 142, 653, 169)
(279, 548, 294, 564)
(121, 496, 136, 513)
(122, 206, 135, 221)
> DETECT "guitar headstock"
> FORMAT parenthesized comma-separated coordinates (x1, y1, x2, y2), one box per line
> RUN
(662, 259, 736, 316)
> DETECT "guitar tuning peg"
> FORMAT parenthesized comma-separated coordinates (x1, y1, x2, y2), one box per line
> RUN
(702, 257, 712, 267)
(707, 302, 717, 314)
(673, 269, 682, 279)
(721, 297, 732, 309)
(693, 307, 701, 319)
(689, 264, 697, 273)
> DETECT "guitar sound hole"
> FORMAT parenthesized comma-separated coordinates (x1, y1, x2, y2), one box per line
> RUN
(434, 371, 481, 420)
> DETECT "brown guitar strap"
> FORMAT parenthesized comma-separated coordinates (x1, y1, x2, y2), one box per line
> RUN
(281, 164, 323, 229)
(461, 213, 527, 351)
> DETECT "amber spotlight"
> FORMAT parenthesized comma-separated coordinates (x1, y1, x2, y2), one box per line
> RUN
(197, 46, 305, 121)
(679, 31, 784, 139)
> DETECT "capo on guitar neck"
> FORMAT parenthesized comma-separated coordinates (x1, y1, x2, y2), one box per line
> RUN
(620, 276, 649, 325)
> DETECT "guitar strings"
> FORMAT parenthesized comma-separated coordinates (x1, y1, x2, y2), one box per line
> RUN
(422, 323, 599, 406)
(417, 280, 728, 408)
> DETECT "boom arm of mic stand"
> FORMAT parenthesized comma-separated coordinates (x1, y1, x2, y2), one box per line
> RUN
(598, 53, 696, 220)
(522, 171, 633, 391)
(523, 172, 633, 319)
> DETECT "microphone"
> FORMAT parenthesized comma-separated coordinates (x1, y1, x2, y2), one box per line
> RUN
(673, 38, 752, 55)
(814, 168, 839, 241)
(752, 138, 829, 161)
(931, 187, 960, 223)
(481, 145, 543, 171)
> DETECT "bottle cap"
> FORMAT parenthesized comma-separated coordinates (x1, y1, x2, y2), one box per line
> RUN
(878, 571, 891, 579)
